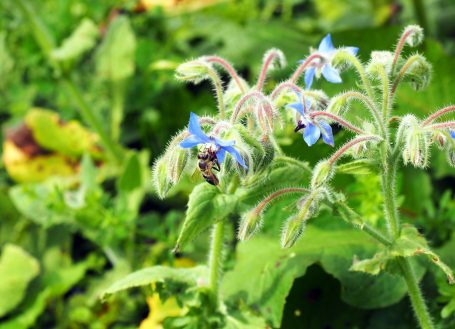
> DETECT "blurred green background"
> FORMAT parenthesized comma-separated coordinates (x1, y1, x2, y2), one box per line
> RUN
(0, 0, 454, 328)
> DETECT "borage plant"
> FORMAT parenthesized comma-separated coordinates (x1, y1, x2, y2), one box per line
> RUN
(103, 26, 455, 329)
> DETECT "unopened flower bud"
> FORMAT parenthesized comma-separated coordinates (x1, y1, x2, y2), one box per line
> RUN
(311, 160, 333, 188)
(263, 48, 287, 70)
(175, 60, 210, 83)
(368, 51, 394, 75)
(403, 127, 429, 168)
(326, 95, 348, 116)
(403, 25, 424, 47)
(152, 155, 173, 199)
(432, 131, 447, 150)
(167, 148, 189, 184)
(280, 215, 305, 249)
(402, 55, 432, 91)
(238, 210, 262, 241)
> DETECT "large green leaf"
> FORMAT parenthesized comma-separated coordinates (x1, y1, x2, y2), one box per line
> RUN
(222, 217, 413, 327)
(0, 244, 39, 317)
(102, 265, 208, 299)
(175, 183, 238, 251)
(95, 16, 136, 81)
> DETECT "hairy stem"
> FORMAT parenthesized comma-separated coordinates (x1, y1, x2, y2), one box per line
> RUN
(337, 51, 375, 101)
(230, 91, 266, 123)
(381, 152, 434, 329)
(290, 54, 322, 84)
(376, 65, 390, 120)
(335, 201, 392, 246)
(208, 220, 225, 301)
(426, 121, 455, 130)
(207, 68, 226, 119)
(257, 49, 283, 91)
(309, 111, 366, 135)
(399, 257, 434, 329)
(328, 135, 383, 165)
(422, 105, 455, 126)
(392, 29, 413, 74)
(391, 54, 421, 96)
(254, 187, 309, 214)
(205, 56, 245, 93)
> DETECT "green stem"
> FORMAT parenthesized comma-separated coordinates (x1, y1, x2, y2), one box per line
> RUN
(14, 0, 124, 163)
(62, 78, 124, 162)
(335, 201, 392, 246)
(382, 153, 434, 329)
(381, 155, 400, 238)
(399, 257, 434, 329)
(376, 65, 390, 120)
(337, 51, 375, 101)
(208, 220, 225, 299)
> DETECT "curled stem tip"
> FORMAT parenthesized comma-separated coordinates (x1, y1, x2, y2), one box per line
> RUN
(328, 135, 382, 165)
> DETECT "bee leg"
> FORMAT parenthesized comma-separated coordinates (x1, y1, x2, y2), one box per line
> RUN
(213, 159, 221, 172)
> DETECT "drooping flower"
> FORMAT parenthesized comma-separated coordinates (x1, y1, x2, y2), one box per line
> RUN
(287, 94, 334, 147)
(300, 34, 359, 89)
(180, 112, 247, 168)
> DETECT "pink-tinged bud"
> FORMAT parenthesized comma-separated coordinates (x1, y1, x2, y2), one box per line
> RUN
(403, 25, 424, 47)
(433, 131, 447, 150)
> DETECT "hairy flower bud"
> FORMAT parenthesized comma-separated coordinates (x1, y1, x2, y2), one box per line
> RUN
(432, 131, 447, 150)
(175, 60, 210, 83)
(326, 94, 348, 116)
(403, 25, 424, 47)
(368, 51, 394, 75)
(403, 126, 430, 168)
(152, 155, 173, 199)
(280, 215, 305, 249)
(167, 148, 189, 184)
(401, 54, 432, 91)
(311, 160, 333, 188)
(238, 210, 263, 241)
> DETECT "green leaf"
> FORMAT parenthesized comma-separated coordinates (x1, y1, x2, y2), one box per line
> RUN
(336, 159, 378, 175)
(0, 244, 40, 317)
(51, 18, 98, 62)
(95, 16, 136, 81)
(101, 265, 208, 299)
(352, 225, 454, 284)
(175, 183, 237, 251)
(117, 152, 142, 192)
(222, 218, 409, 327)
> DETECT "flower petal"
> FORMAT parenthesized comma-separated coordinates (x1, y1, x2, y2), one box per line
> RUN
(287, 102, 305, 116)
(216, 148, 226, 164)
(303, 123, 321, 146)
(180, 135, 204, 148)
(450, 130, 455, 139)
(319, 120, 334, 146)
(344, 46, 359, 56)
(318, 34, 335, 53)
(321, 65, 342, 84)
(223, 145, 247, 169)
(214, 137, 235, 148)
(304, 67, 316, 89)
(188, 112, 210, 143)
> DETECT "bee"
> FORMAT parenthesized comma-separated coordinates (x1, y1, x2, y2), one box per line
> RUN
(197, 144, 221, 186)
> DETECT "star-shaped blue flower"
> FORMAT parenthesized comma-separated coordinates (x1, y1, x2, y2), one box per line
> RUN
(286, 95, 334, 147)
(300, 34, 359, 89)
(180, 112, 247, 168)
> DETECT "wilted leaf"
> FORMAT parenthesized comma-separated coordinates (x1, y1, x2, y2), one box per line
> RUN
(0, 245, 40, 317)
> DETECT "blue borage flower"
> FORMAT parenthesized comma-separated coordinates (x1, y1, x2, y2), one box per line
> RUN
(180, 112, 247, 168)
(300, 34, 359, 89)
(450, 130, 455, 139)
(287, 94, 334, 147)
